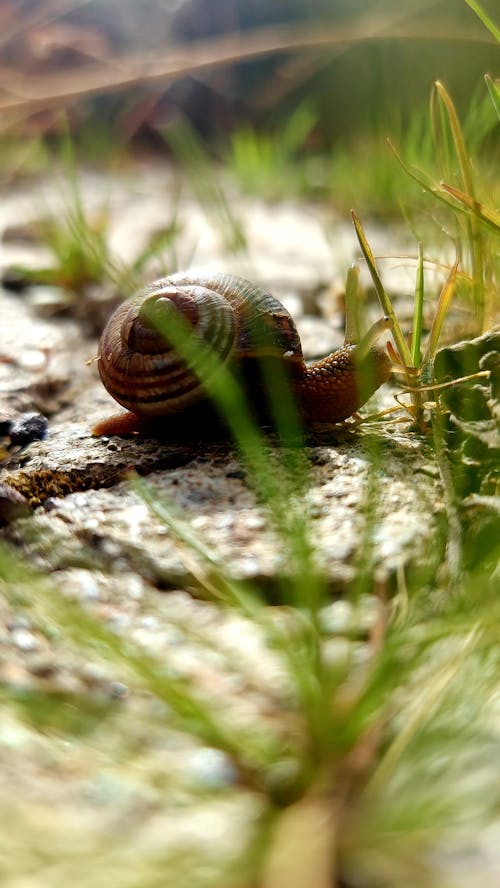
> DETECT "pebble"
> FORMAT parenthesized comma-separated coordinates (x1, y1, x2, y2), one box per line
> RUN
(6, 616, 32, 632)
(213, 514, 235, 531)
(1, 268, 31, 291)
(18, 349, 48, 371)
(244, 514, 266, 531)
(238, 555, 261, 578)
(0, 414, 14, 435)
(26, 654, 58, 678)
(188, 747, 238, 789)
(10, 628, 40, 652)
(320, 596, 379, 636)
(322, 636, 354, 667)
(320, 600, 354, 633)
(309, 448, 331, 465)
(69, 571, 102, 601)
(308, 503, 325, 518)
(9, 412, 48, 446)
(79, 663, 107, 687)
(110, 681, 129, 700)
(0, 483, 31, 524)
(29, 286, 72, 315)
(225, 464, 245, 480)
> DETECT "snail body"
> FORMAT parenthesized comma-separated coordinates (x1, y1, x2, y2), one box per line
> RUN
(95, 272, 392, 435)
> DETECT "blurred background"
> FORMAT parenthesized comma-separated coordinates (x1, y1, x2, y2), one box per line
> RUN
(1, 0, 498, 209)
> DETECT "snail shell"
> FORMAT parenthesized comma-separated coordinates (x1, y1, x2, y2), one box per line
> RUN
(98, 272, 303, 416)
(96, 272, 391, 433)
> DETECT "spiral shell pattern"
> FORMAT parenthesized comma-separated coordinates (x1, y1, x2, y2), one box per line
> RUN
(96, 271, 391, 430)
(98, 275, 239, 416)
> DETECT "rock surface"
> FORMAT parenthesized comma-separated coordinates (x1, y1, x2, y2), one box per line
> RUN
(0, 167, 444, 886)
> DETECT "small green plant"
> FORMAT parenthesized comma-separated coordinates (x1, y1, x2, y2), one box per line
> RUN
(228, 102, 317, 201)
(163, 117, 247, 254)
(340, 64, 498, 440)
(127, 193, 500, 876)
(389, 79, 499, 332)
(27, 128, 122, 295)
(35, 198, 116, 295)
(15, 192, 181, 306)
(7, 129, 182, 302)
(224, 90, 498, 217)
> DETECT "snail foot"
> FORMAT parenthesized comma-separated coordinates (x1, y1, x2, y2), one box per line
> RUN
(92, 411, 155, 437)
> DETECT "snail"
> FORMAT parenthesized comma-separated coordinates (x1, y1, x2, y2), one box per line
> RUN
(93, 272, 393, 436)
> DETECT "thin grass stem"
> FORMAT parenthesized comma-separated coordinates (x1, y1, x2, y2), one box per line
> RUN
(424, 261, 459, 362)
(463, 0, 500, 42)
(351, 210, 412, 367)
(434, 81, 485, 328)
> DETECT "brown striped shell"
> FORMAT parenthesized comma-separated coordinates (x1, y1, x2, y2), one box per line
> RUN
(97, 273, 304, 417)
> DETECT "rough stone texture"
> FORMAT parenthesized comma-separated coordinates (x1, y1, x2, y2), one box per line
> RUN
(0, 168, 445, 886)
(0, 167, 440, 592)
(1, 415, 438, 583)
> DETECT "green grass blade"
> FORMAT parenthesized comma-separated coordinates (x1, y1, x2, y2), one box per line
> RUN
(164, 118, 247, 254)
(434, 81, 485, 328)
(430, 83, 454, 182)
(364, 627, 480, 797)
(424, 261, 459, 362)
(137, 290, 325, 612)
(434, 82, 475, 197)
(0, 544, 279, 775)
(463, 0, 500, 42)
(344, 264, 362, 343)
(134, 477, 266, 619)
(351, 210, 412, 367)
(387, 137, 471, 215)
(228, 102, 316, 201)
(411, 243, 425, 368)
(485, 73, 500, 120)
(440, 181, 500, 233)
